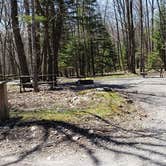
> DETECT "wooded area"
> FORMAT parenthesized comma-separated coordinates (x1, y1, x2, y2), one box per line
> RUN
(0, 0, 165, 90)
(0, 1, 166, 165)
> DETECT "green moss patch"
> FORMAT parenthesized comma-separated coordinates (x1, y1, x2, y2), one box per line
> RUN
(10, 90, 130, 124)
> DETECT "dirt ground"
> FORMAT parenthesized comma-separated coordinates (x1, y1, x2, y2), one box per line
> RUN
(8, 86, 100, 111)
(1, 77, 166, 166)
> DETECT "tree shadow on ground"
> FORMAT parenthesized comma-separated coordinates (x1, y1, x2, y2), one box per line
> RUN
(0, 115, 166, 166)
(58, 81, 136, 92)
(121, 90, 166, 107)
(61, 81, 166, 106)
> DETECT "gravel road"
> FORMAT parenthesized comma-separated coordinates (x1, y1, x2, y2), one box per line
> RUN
(1, 77, 166, 166)
(52, 77, 166, 166)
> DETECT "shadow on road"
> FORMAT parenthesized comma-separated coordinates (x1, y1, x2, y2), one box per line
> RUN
(0, 115, 166, 166)
(2, 77, 166, 165)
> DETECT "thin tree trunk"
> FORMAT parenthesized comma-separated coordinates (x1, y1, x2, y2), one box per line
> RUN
(31, 0, 39, 92)
(24, 0, 33, 74)
(139, 0, 145, 72)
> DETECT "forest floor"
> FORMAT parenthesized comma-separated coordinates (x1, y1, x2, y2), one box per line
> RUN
(0, 75, 166, 166)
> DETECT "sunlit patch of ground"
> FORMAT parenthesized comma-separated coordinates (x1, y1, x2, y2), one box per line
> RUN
(8, 85, 136, 124)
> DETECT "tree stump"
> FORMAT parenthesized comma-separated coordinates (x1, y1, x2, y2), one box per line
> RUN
(0, 82, 9, 122)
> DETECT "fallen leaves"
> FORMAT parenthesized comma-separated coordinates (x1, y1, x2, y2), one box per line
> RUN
(8, 87, 99, 111)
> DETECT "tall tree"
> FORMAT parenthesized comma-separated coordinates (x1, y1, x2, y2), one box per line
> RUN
(31, 0, 39, 92)
(139, 0, 145, 72)
(125, 0, 136, 73)
(11, 0, 29, 78)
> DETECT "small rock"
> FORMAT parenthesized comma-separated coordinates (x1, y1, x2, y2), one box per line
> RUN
(32, 133, 36, 137)
(30, 126, 38, 132)
(88, 130, 94, 134)
(72, 135, 80, 141)
(72, 96, 78, 101)
(51, 130, 58, 135)
(47, 156, 51, 160)
(96, 88, 104, 91)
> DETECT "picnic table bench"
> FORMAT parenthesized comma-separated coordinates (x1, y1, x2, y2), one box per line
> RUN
(19, 75, 57, 92)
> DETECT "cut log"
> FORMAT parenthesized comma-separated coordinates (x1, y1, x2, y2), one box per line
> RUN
(0, 82, 9, 122)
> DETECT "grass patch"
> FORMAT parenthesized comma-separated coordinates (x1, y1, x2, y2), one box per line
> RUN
(10, 91, 127, 124)
(86, 73, 138, 81)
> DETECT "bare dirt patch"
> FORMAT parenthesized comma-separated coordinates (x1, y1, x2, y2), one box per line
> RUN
(0, 83, 145, 166)
(8, 86, 102, 111)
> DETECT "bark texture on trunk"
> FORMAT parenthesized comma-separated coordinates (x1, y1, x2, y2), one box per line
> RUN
(0, 82, 9, 122)
(11, 0, 29, 78)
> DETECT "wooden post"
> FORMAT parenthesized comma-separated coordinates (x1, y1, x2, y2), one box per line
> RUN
(0, 82, 9, 122)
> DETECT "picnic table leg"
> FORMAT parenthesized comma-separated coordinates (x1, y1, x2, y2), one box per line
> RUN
(0, 83, 9, 121)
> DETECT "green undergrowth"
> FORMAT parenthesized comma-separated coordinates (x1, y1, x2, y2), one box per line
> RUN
(10, 90, 128, 124)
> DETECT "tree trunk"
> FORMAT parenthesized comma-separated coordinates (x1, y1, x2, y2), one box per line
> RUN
(140, 0, 145, 73)
(48, 0, 64, 87)
(31, 0, 39, 92)
(125, 0, 136, 73)
(0, 82, 9, 122)
(0, 59, 2, 80)
(24, 0, 33, 74)
(130, 0, 136, 73)
(11, 0, 29, 79)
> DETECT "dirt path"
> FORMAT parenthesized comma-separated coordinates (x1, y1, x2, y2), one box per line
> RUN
(0, 77, 166, 166)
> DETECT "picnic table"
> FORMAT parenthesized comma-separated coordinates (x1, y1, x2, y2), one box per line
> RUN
(0, 81, 9, 121)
